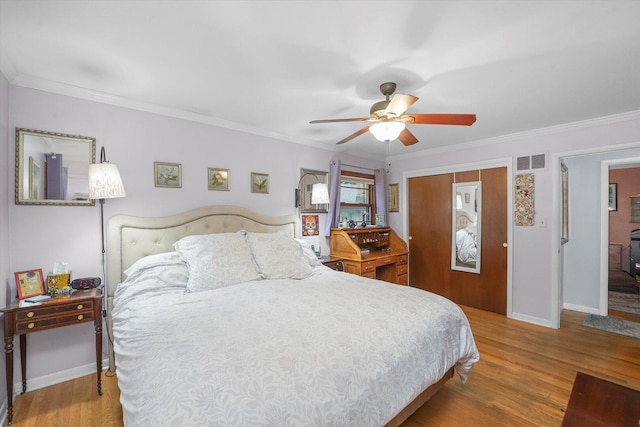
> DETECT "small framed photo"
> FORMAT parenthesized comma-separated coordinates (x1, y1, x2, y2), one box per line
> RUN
(251, 172, 269, 194)
(608, 183, 617, 211)
(15, 269, 46, 299)
(388, 183, 399, 213)
(208, 168, 229, 191)
(154, 162, 182, 188)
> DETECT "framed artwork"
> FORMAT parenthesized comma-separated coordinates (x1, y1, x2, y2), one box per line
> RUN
(208, 168, 229, 191)
(251, 172, 269, 194)
(47, 273, 70, 293)
(154, 162, 182, 188)
(301, 214, 319, 236)
(514, 173, 535, 226)
(388, 183, 399, 213)
(29, 156, 41, 200)
(15, 269, 46, 299)
(608, 183, 617, 211)
(300, 168, 328, 213)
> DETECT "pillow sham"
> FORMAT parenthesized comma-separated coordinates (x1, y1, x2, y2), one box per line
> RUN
(246, 231, 313, 279)
(295, 238, 322, 267)
(174, 232, 261, 292)
(124, 251, 185, 278)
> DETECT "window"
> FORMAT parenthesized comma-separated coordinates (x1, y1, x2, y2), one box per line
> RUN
(339, 171, 377, 226)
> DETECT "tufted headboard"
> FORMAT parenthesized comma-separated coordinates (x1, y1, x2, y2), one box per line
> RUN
(105, 205, 297, 371)
(456, 210, 476, 231)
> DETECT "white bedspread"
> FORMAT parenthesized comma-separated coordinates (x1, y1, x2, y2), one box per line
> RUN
(113, 265, 479, 427)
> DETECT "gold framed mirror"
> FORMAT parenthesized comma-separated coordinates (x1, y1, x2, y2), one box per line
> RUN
(16, 128, 96, 206)
(451, 181, 481, 274)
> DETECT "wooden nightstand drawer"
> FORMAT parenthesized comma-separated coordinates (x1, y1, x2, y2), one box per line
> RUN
(397, 254, 408, 265)
(16, 300, 94, 320)
(16, 310, 94, 333)
(362, 271, 376, 279)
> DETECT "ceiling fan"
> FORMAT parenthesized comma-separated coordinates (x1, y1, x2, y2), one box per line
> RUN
(310, 82, 476, 146)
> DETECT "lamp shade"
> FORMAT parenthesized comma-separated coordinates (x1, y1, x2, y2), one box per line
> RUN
(369, 121, 406, 142)
(88, 163, 126, 199)
(311, 182, 330, 204)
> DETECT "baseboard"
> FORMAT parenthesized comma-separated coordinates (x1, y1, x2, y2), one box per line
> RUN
(562, 302, 600, 315)
(510, 312, 555, 328)
(0, 358, 109, 425)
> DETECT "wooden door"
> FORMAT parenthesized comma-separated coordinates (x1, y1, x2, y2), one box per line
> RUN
(408, 167, 508, 315)
(408, 173, 453, 298)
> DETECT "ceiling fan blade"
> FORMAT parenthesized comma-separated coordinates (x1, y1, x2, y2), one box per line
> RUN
(310, 117, 369, 124)
(408, 114, 477, 126)
(336, 127, 370, 145)
(384, 94, 419, 117)
(398, 128, 419, 146)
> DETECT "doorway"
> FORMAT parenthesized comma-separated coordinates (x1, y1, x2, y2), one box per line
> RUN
(407, 166, 508, 315)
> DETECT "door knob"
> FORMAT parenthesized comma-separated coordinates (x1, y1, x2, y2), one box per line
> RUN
(502, 243, 508, 248)
(409, 236, 412, 240)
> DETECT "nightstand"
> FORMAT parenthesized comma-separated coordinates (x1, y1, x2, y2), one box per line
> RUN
(321, 256, 344, 272)
(2, 288, 102, 425)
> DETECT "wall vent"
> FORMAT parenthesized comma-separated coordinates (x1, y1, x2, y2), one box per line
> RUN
(531, 154, 546, 169)
(516, 154, 546, 171)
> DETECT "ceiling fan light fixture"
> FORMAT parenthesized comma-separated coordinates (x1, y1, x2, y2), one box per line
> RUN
(369, 121, 405, 142)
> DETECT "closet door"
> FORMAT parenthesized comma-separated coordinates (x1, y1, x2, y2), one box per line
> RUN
(408, 167, 507, 315)
(408, 173, 453, 298)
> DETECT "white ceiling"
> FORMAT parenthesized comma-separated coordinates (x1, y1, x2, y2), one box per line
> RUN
(2, 0, 640, 159)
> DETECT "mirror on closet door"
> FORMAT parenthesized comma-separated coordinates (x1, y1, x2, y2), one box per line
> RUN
(15, 128, 96, 206)
(451, 181, 481, 274)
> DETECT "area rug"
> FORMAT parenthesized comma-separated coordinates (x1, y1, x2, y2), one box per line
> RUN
(609, 291, 640, 315)
(583, 314, 640, 339)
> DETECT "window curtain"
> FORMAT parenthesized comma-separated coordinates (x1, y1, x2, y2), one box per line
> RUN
(324, 160, 342, 236)
(374, 168, 387, 224)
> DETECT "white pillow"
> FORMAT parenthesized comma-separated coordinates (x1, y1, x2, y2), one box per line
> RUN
(295, 238, 322, 267)
(174, 232, 261, 292)
(124, 251, 185, 278)
(247, 231, 313, 279)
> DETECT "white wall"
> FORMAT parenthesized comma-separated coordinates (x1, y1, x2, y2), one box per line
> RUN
(6, 85, 382, 387)
(0, 68, 10, 406)
(386, 113, 640, 327)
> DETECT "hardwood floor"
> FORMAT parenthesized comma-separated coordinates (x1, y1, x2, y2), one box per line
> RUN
(6, 307, 639, 427)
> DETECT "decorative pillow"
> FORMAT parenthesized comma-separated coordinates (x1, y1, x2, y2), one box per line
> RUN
(174, 232, 261, 292)
(246, 231, 313, 279)
(124, 251, 185, 278)
(295, 238, 322, 267)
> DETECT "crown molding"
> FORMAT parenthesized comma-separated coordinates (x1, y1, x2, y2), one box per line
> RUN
(6, 73, 639, 163)
(6, 74, 336, 150)
(386, 110, 640, 162)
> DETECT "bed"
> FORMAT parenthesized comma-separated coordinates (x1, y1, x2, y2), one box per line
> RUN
(106, 205, 479, 427)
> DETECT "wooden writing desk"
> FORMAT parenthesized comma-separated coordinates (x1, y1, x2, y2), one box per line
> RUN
(330, 227, 408, 285)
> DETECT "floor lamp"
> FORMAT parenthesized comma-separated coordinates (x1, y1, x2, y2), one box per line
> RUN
(88, 146, 126, 264)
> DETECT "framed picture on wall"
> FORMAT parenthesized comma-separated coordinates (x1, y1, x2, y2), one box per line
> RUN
(154, 162, 182, 188)
(208, 168, 229, 191)
(251, 172, 269, 194)
(608, 183, 617, 211)
(14, 269, 46, 299)
(388, 183, 399, 212)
